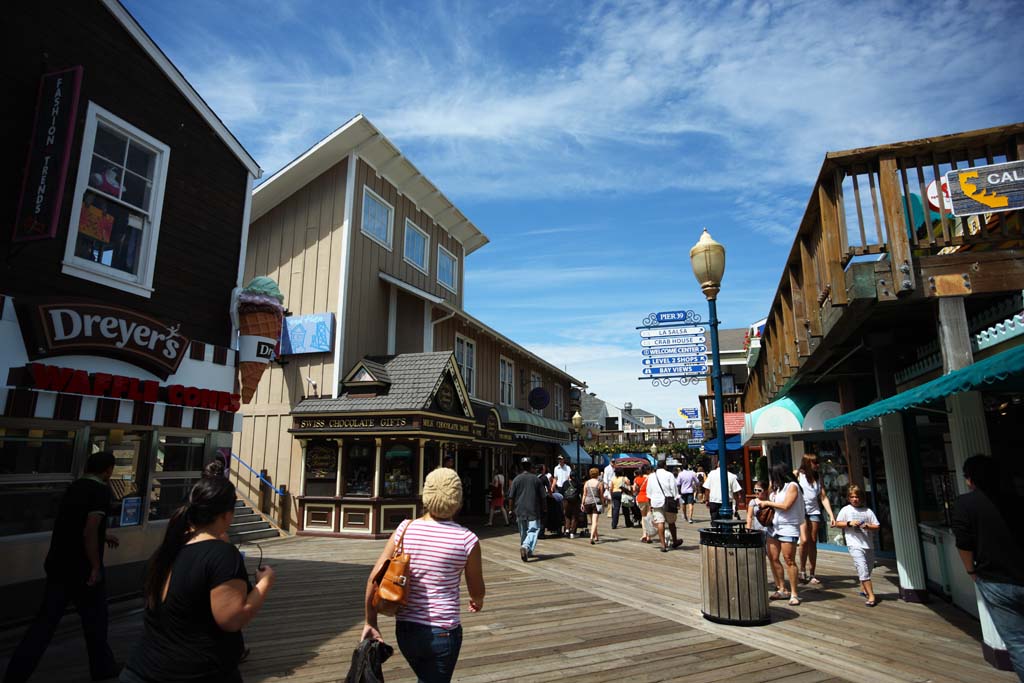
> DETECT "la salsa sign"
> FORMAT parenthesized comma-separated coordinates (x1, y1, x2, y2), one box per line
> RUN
(19, 300, 190, 379)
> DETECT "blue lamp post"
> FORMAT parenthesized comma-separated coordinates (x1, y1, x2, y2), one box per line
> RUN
(690, 228, 731, 520)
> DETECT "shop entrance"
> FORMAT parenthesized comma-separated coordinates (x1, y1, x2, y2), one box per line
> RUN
(458, 449, 486, 516)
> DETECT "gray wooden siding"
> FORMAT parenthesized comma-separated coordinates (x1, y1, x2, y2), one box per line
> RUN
(235, 158, 348, 529)
(395, 291, 424, 354)
(343, 158, 465, 369)
(433, 317, 571, 422)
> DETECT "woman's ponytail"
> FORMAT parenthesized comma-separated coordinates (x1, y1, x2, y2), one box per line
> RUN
(144, 503, 194, 608)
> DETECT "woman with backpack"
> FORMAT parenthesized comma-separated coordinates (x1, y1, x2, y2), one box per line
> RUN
(561, 473, 581, 538)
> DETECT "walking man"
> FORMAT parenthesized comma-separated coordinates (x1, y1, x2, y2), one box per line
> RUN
(552, 454, 571, 494)
(4, 451, 121, 682)
(509, 457, 546, 562)
(951, 455, 1024, 679)
(703, 456, 742, 520)
(676, 462, 699, 524)
(602, 459, 615, 518)
(647, 460, 683, 552)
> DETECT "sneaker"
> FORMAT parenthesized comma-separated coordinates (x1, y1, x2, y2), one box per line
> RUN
(688, 519, 695, 524)
(520, 547, 528, 562)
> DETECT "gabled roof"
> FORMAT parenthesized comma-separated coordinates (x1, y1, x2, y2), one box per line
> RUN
(101, 0, 260, 177)
(294, 352, 472, 416)
(251, 114, 488, 254)
(718, 328, 748, 353)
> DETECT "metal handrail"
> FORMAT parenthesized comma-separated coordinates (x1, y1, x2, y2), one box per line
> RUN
(231, 452, 284, 496)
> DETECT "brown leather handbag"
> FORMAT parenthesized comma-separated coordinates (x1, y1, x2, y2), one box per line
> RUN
(755, 505, 775, 528)
(371, 522, 413, 616)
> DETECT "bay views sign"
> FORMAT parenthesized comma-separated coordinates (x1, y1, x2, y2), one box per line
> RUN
(22, 301, 190, 380)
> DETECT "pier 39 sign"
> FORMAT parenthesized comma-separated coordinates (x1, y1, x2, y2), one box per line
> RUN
(19, 300, 190, 380)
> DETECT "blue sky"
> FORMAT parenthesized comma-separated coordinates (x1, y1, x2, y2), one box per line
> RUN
(125, 0, 1023, 425)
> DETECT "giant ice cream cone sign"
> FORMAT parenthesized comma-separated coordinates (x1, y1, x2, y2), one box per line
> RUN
(236, 277, 285, 404)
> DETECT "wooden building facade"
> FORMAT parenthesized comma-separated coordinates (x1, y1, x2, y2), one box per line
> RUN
(238, 115, 584, 537)
(740, 123, 1024, 671)
(0, 0, 260, 623)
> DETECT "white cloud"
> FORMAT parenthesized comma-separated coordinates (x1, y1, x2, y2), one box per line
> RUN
(143, 0, 1022, 199)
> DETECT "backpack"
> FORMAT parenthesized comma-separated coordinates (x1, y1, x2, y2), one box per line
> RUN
(563, 477, 579, 499)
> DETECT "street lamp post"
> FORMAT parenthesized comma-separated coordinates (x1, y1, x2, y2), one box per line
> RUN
(690, 228, 731, 520)
(572, 410, 583, 480)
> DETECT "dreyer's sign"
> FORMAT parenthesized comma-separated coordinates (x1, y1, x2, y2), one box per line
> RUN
(19, 301, 190, 380)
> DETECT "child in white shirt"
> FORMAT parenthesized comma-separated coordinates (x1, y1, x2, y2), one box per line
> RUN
(834, 484, 881, 606)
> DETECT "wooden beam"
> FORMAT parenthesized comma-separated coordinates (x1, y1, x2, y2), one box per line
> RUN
(918, 249, 1024, 297)
(817, 182, 848, 305)
(781, 286, 799, 368)
(878, 155, 916, 295)
(788, 267, 810, 358)
(937, 297, 973, 373)
(799, 237, 823, 338)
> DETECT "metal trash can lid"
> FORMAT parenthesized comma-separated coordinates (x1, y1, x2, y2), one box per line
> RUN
(699, 520, 764, 548)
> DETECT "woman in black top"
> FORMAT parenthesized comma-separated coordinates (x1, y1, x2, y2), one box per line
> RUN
(121, 475, 275, 682)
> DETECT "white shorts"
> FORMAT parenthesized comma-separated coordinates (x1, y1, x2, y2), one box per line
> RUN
(849, 547, 875, 581)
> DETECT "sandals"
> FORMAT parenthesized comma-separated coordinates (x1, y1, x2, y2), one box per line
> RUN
(769, 591, 790, 601)
(789, 597, 801, 606)
(864, 599, 877, 607)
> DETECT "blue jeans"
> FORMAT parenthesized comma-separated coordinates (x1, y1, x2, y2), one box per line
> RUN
(517, 516, 540, 554)
(976, 578, 1024, 680)
(395, 621, 463, 683)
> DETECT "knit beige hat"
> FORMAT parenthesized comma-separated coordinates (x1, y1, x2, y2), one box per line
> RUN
(422, 467, 462, 519)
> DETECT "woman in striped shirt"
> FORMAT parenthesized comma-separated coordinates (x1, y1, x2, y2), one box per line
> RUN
(363, 468, 485, 683)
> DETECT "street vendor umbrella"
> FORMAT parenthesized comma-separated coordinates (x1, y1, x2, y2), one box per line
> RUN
(611, 456, 651, 469)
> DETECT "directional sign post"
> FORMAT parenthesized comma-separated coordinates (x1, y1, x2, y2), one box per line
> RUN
(638, 310, 708, 386)
(642, 355, 708, 366)
(642, 365, 707, 376)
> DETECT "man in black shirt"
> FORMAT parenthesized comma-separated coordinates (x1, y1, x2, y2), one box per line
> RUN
(508, 458, 546, 562)
(951, 454, 1024, 680)
(4, 451, 121, 682)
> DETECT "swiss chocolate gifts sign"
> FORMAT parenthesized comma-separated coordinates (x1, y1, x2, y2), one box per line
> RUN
(17, 300, 190, 380)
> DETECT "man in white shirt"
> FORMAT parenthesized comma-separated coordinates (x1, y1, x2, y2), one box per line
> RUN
(703, 456, 742, 520)
(602, 461, 615, 516)
(647, 460, 682, 552)
(552, 455, 572, 493)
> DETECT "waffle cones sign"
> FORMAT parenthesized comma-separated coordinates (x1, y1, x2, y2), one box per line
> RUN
(18, 300, 189, 380)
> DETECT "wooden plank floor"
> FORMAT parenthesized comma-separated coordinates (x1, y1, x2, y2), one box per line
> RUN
(1, 508, 1013, 682)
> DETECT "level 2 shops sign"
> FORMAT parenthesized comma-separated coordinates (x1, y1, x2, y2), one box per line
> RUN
(17, 300, 190, 379)
(946, 160, 1024, 217)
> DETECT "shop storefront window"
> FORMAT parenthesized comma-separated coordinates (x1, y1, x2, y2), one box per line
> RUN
(90, 430, 148, 528)
(304, 440, 338, 497)
(344, 443, 374, 497)
(0, 429, 76, 536)
(149, 434, 205, 521)
(382, 444, 414, 497)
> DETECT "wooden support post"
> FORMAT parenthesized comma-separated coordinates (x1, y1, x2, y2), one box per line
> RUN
(837, 380, 863, 490)
(937, 297, 991, 494)
(781, 287, 799, 369)
(259, 468, 271, 515)
(878, 155, 916, 295)
(278, 484, 290, 533)
(789, 267, 810, 357)
(799, 237, 823, 338)
(817, 182, 848, 305)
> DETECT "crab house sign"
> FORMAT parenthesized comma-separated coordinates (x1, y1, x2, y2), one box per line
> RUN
(21, 301, 190, 380)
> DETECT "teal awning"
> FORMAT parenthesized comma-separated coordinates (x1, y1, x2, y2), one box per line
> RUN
(558, 442, 592, 465)
(496, 405, 570, 439)
(824, 345, 1024, 429)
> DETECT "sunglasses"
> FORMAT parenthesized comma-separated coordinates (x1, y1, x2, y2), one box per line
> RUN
(242, 542, 264, 583)
(753, 488, 764, 493)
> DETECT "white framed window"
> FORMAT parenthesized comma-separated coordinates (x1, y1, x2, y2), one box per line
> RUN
(361, 186, 393, 250)
(62, 102, 170, 298)
(530, 371, 543, 414)
(499, 356, 514, 407)
(554, 384, 564, 420)
(455, 334, 476, 396)
(403, 219, 429, 273)
(437, 244, 457, 292)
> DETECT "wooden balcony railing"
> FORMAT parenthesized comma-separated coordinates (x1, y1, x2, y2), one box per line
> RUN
(742, 123, 1024, 411)
(699, 392, 743, 433)
(593, 429, 695, 446)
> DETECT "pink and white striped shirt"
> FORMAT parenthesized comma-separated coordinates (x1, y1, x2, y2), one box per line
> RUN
(393, 518, 479, 629)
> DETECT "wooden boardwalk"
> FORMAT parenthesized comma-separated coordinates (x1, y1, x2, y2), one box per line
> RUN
(1, 509, 1013, 682)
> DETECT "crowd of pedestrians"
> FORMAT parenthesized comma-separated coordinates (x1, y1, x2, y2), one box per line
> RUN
(10, 451, 1020, 683)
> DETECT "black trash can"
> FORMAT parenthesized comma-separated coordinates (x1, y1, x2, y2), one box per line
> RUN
(699, 519, 769, 626)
